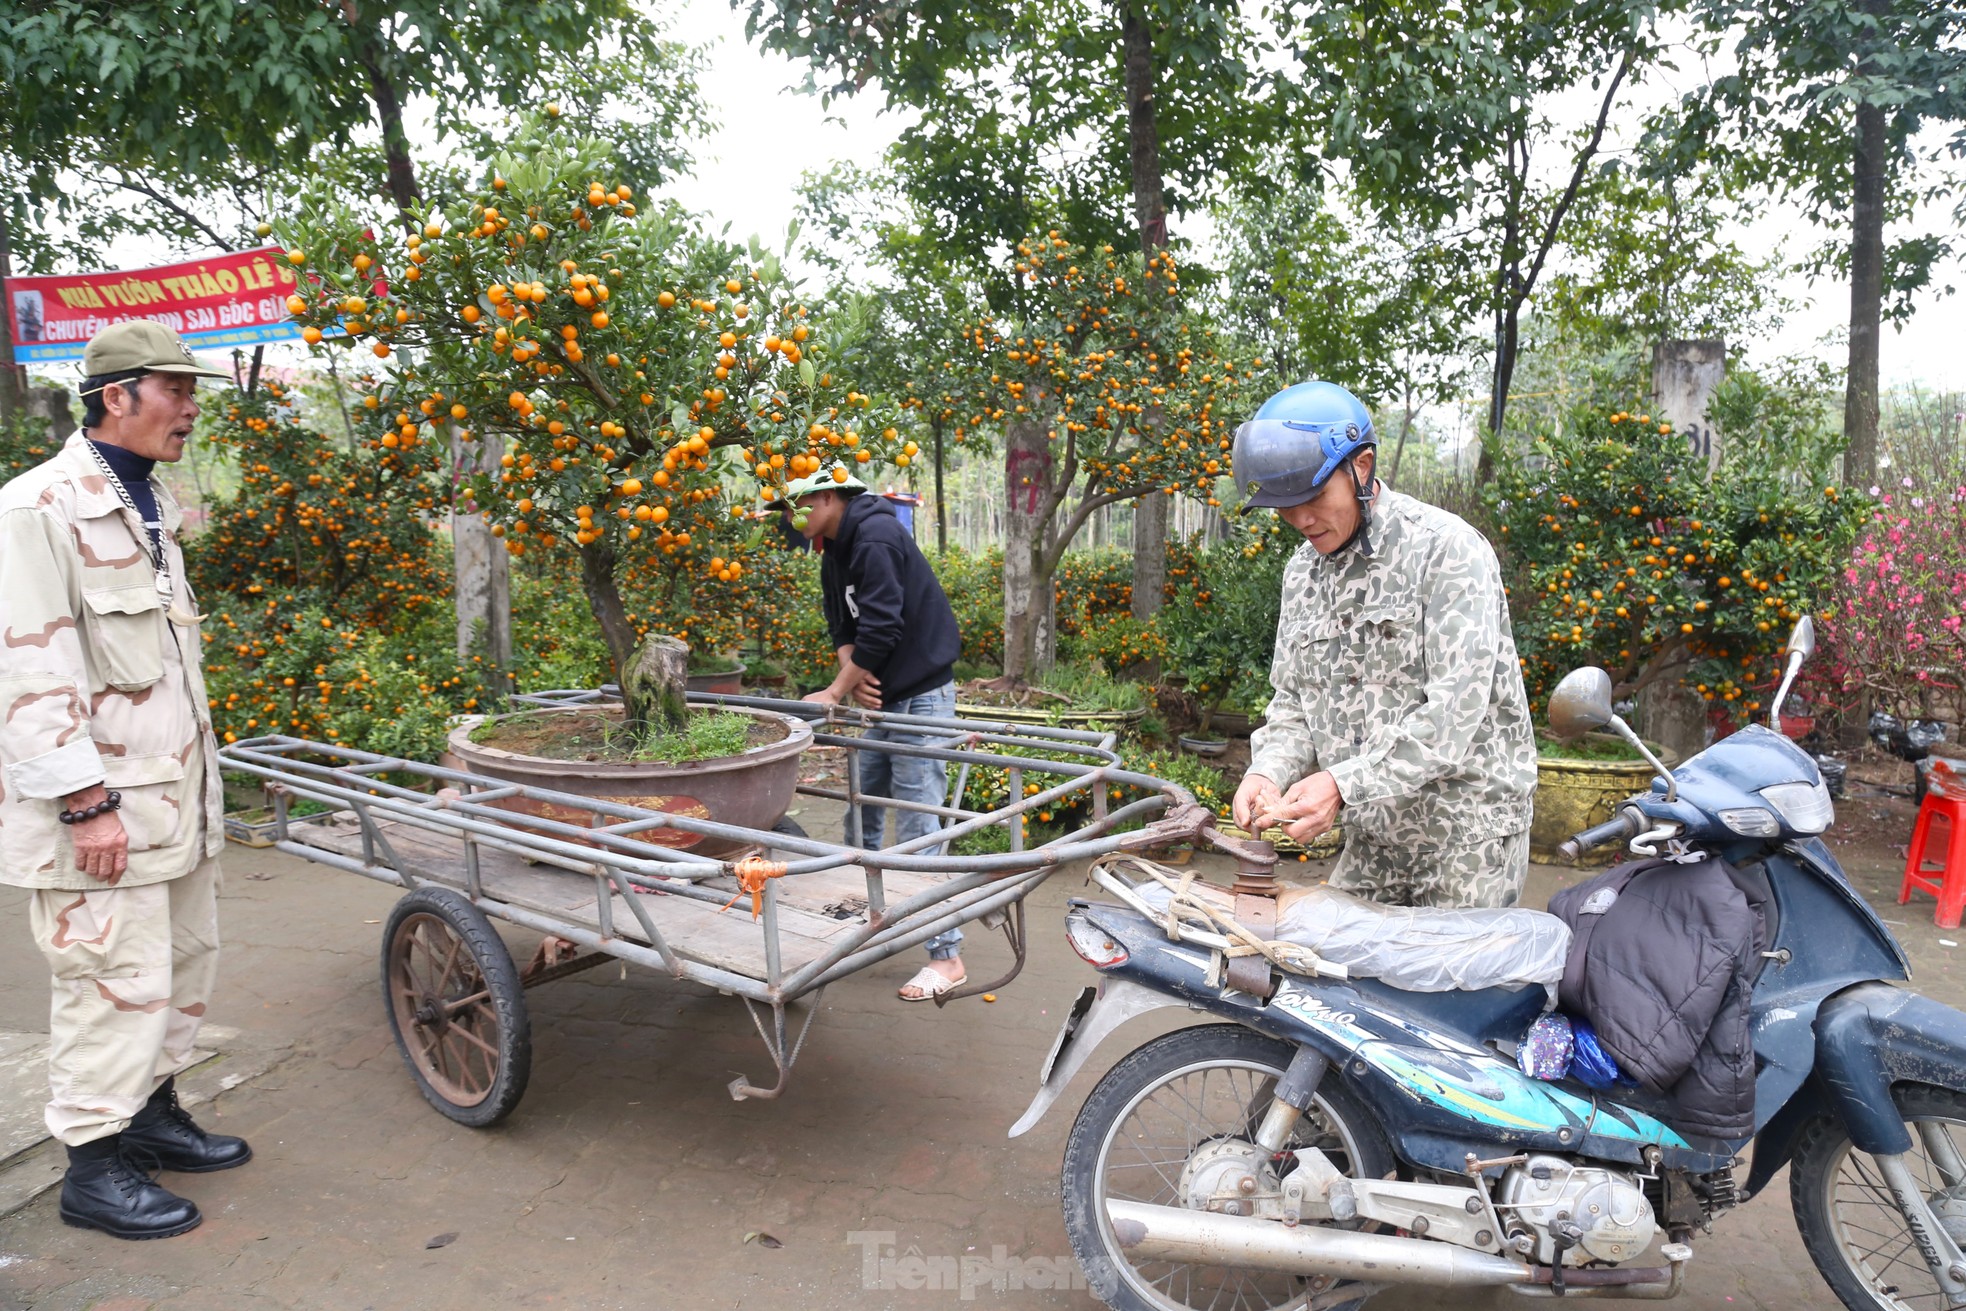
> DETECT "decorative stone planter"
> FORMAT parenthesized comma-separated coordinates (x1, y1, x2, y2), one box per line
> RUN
(1529, 734, 1677, 866)
(223, 809, 282, 849)
(446, 704, 810, 855)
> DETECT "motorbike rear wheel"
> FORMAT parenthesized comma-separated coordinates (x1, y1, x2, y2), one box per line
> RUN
(1792, 1084, 1966, 1311)
(1062, 1023, 1395, 1311)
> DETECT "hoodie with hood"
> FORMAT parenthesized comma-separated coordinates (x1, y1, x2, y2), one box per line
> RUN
(821, 493, 961, 707)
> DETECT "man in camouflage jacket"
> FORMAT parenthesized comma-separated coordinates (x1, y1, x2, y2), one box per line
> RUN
(0, 322, 250, 1240)
(1232, 381, 1537, 908)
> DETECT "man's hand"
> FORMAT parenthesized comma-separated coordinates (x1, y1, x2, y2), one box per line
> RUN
(802, 687, 843, 707)
(850, 673, 883, 710)
(1232, 773, 1283, 833)
(67, 792, 130, 884)
(1257, 771, 1343, 843)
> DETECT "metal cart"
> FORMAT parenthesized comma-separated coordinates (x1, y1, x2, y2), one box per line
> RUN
(216, 691, 1222, 1125)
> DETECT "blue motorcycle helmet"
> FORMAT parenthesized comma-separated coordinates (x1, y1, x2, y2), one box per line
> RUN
(1232, 379, 1382, 554)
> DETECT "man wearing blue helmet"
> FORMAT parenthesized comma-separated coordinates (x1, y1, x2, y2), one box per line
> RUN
(1229, 380, 1537, 907)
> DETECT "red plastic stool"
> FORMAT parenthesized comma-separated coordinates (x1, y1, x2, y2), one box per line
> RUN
(1899, 794, 1966, 929)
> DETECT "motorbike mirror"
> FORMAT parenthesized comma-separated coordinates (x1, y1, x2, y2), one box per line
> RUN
(1771, 615, 1818, 736)
(1548, 667, 1615, 740)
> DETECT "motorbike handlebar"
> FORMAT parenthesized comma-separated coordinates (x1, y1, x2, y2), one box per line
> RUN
(1557, 810, 1641, 864)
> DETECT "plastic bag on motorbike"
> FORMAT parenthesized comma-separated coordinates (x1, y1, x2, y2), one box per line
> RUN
(1269, 885, 1572, 994)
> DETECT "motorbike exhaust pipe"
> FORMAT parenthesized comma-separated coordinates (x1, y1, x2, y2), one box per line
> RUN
(1106, 1200, 1532, 1288)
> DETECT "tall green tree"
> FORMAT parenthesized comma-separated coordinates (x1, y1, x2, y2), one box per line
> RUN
(0, 0, 699, 420)
(741, 0, 1275, 629)
(1, 1, 695, 255)
(1271, 0, 1681, 475)
(1210, 172, 1474, 486)
(1652, 0, 1966, 492)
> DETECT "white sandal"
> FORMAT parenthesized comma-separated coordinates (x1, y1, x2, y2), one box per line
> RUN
(898, 966, 966, 1002)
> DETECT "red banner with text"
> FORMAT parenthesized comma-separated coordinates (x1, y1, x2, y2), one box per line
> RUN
(4, 247, 307, 364)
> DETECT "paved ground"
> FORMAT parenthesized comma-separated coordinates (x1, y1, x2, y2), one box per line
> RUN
(0, 787, 1953, 1311)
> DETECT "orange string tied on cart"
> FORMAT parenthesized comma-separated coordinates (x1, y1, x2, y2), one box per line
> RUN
(721, 856, 789, 919)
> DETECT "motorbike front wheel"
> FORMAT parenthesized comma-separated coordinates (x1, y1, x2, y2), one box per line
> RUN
(1062, 1023, 1395, 1311)
(1792, 1084, 1966, 1311)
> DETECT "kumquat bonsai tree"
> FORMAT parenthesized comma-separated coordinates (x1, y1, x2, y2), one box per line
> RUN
(276, 116, 910, 741)
(934, 232, 1261, 683)
(1490, 408, 1859, 722)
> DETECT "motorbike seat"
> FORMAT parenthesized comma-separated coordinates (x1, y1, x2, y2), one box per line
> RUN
(1347, 974, 1551, 1045)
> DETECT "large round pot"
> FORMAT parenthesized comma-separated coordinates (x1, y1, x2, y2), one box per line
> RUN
(1529, 734, 1677, 866)
(685, 660, 747, 696)
(1205, 709, 1267, 738)
(445, 705, 810, 854)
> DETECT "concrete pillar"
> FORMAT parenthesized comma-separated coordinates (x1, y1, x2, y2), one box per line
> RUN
(451, 426, 513, 696)
(23, 386, 76, 443)
(1651, 339, 1726, 470)
(1639, 339, 1728, 761)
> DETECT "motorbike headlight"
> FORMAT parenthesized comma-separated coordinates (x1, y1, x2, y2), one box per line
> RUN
(1717, 807, 1782, 837)
(1761, 780, 1836, 835)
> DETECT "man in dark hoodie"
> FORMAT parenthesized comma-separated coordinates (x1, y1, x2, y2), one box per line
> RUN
(775, 468, 967, 1001)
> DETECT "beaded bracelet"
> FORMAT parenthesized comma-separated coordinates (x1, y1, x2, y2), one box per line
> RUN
(58, 791, 122, 826)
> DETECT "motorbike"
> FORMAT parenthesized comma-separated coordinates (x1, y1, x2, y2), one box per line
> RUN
(1015, 618, 1966, 1311)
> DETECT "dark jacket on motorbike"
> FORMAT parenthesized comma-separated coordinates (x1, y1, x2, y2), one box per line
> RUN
(1549, 854, 1770, 1142)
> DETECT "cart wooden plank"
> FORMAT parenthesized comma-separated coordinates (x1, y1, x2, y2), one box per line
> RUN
(288, 814, 879, 982)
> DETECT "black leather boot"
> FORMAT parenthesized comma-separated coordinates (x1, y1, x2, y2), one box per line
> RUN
(59, 1134, 202, 1239)
(121, 1079, 253, 1173)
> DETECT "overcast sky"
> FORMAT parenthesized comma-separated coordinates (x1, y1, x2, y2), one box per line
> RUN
(70, 0, 1965, 402)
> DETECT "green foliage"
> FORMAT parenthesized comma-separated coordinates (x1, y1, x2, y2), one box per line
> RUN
(201, 593, 487, 762)
(509, 571, 614, 693)
(1489, 407, 1862, 719)
(1537, 162, 1784, 353)
(1271, 0, 1678, 440)
(747, 1, 1274, 303)
(1159, 526, 1292, 713)
(1535, 732, 1646, 762)
(185, 381, 488, 759)
(1034, 663, 1151, 714)
(948, 733, 1228, 842)
(1211, 167, 1470, 413)
(1651, 0, 1966, 320)
(933, 546, 1007, 670)
(0, 411, 58, 485)
(188, 382, 451, 619)
(0, 1, 702, 271)
(631, 710, 755, 765)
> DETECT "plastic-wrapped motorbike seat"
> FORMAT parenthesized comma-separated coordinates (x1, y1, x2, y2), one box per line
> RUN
(1273, 885, 1573, 995)
(1130, 875, 1571, 996)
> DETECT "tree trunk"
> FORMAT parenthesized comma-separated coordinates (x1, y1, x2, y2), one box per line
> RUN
(452, 427, 514, 696)
(1121, 3, 1171, 630)
(0, 209, 22, 425)
(341, 5, 422, 220)
(1002, 414, 1057, 682)
(932, 414, 948, 555)
(1131, 487, 1167, 618)
(1387, 375, 1416, 488)
(1845, 97, 1887, 493)
(623, 635, 690, 736)
(579, 542, 644, 697)
(1120, 6, 1169, 250)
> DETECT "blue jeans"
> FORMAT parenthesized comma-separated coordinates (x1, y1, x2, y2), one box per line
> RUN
(855, 682, 962, 959)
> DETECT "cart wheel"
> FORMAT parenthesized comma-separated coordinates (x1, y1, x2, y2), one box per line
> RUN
(380, 887, 531, 1126)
